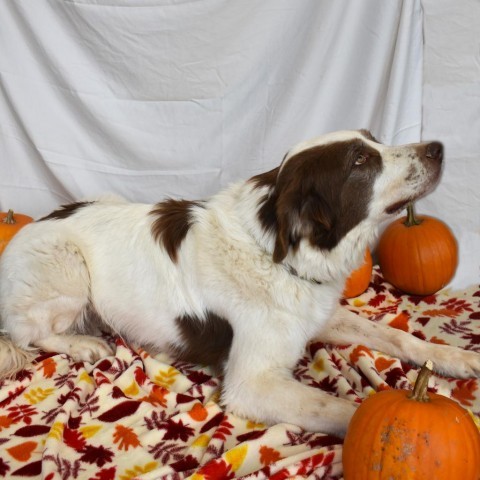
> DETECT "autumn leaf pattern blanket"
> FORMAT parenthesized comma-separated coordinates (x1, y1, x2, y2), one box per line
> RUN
(1, 267, 479, 480)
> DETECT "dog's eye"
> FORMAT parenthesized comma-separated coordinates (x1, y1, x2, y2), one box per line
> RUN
(355, 154, 368, 166)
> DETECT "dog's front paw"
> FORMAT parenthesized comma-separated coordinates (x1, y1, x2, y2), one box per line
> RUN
(428, 345, 480, 379)
(68, 335, 114, 364)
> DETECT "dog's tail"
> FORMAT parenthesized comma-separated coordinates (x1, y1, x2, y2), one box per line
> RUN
(0, 333, 37, 378)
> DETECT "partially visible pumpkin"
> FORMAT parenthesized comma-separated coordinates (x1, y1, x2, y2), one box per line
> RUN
(0, 210, 34, 255)
(377, 203, 457, 296)
(343, 249, 373, 298)
(343, 360, 480, 479)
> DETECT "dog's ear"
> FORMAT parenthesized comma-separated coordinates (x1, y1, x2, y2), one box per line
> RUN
(272, 188, 336, 263)
(301, 190, 336, 245)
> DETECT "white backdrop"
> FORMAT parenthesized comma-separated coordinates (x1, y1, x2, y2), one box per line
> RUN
(420, 0, 480, 290)
(4, 0, 476, 289)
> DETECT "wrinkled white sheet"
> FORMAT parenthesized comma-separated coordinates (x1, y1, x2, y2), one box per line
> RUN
(420, 0, 480, 289)
(11, 2, 478, 287)
(0, 0, 422, 206)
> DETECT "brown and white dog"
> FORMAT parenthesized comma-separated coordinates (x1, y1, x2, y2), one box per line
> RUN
(0, 130, 477, 435)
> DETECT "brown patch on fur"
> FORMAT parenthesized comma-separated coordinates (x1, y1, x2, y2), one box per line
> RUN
(38, 201, 94, 221)
(255, 140, 383, 262)
(359, 129, 381, 144)
(150, 199, 203, 263)
(249, 167, 279, 236)
(173, 312, 233, 366)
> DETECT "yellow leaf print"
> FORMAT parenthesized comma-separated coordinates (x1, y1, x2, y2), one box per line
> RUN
(353, 298, 366, 307)
(190, 474, 204, 480)
(48, 422, 64, 440)
(123, 381, 139, 396)
(120, 461, 158, 480)
(192, 434, 210, 448)
(154, 367, 179, 388)
(80, 425, 102, 439)
(246, 420, 265, 429)
(24, 387, 55, 405)
(313, 358, 324, 372)
(79, 371, 93, 384)
(225, 444, 248, 472)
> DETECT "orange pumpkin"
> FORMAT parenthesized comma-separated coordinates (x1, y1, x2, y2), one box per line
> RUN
(343, 360, 480, 479)
(0, 210, 34, 255)
(377, 203, 457, 295)
(343, 249, 373, 298)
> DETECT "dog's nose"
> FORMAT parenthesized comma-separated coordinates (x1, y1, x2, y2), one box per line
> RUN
(425, 141, 443, 162)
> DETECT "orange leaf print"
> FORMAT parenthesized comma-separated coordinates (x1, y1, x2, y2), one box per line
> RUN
(349, 345, 374, 364)
(113, 425, 140, 451)
(423, 308, 459, 318)
(141, 385, 168, 407)
(452, 379, 478, 407)
(388, 311, 410, 332)
(259, 445, 281, 466)
(0, 415, 14, 431)
(430, 336, 448, 345)
(38, 357, 57, 378)
(375, 357, 396, 372)
(189, 403, 208, 422)
(7, 441, 37, 461)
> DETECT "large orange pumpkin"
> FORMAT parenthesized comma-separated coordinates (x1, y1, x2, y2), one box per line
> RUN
(0, 210, 34, 255)
(343, 249, 373, 298)
(343, 360, 480, 479)
(377, 203, 458, 295)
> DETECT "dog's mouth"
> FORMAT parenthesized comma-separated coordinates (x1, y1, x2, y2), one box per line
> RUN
(385, 198, 412, 215)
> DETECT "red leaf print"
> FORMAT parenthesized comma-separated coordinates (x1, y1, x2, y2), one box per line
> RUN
(368, 294, 385, 308)
(14, 424, 51, 437)
(236, 429, 267, 443)
(88, 467, 116, 480)
(0, 458, 10, 476)
(171, 454, 200, 472)
(80, 445, 115, 467)
(469, 311, 480, 320)
(198, 459, 234, 480)
(64, 427, 87, 451)
(97, 401, 141, 422)
(162, 419, 195, 442)
(213, 418, 234, 441)
(452, 379, 478, 407)
(200, 412, 224, 433)
(12, 460, 42, 476)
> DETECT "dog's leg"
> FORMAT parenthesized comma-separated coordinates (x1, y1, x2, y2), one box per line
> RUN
(34, 333, 113, 363)
(221, 320, 357, 435)
(1, 238, 113, 369)
(321, 306, 480, 378)
(5, 299, 114, 364)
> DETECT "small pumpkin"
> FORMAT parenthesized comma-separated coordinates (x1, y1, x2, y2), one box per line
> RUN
(377, 203, 458, 295)
(343, 360, 480, 479)
(343, 249, 373, 298)
(0, 209, 34, 255)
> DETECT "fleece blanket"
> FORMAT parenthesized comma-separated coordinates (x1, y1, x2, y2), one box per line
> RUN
(0, 267, 479, 479)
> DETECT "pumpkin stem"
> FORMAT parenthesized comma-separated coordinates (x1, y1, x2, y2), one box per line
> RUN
(404, 203, 423, 227)
(408, 360, 433, 402)
(3, 210, 16, 225)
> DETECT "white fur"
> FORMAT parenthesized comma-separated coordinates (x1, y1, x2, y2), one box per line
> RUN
(1, 130, 477, 435)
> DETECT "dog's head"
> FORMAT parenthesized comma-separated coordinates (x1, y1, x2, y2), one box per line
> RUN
(253, 129, 443, 264)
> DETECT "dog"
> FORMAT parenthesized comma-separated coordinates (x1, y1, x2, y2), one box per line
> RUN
(1, 129, 478, 435)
